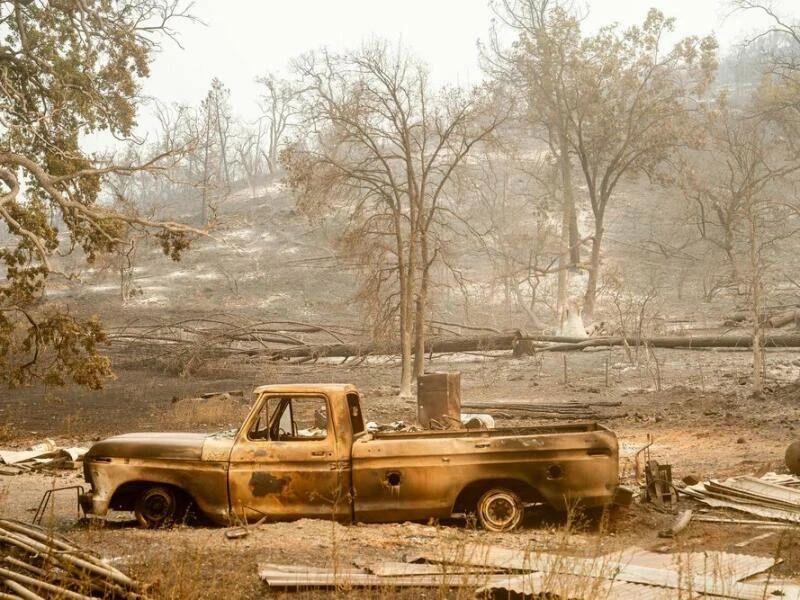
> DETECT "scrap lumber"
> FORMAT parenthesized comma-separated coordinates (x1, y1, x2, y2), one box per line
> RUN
(734, 532, 776, 548)
(692, 516, 796, 528)
(0, 519, 149, 600)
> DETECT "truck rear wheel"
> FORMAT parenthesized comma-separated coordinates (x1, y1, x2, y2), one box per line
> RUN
(476, 488, 523, 532)
(134, 485, 186, 528)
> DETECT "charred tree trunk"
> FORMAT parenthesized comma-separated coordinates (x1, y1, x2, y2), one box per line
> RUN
(269, 333, 521, 360)
(515, 333, 800, 352)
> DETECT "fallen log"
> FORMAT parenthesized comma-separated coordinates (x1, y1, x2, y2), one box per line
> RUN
(269, 342, 385, 360)
(269, 333, 520, 361)
(725, 308, 799, 327)
(427, 333, 519, 353)
(767, 310, 800, 329)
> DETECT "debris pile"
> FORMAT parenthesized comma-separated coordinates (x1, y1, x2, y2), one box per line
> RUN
(259, 542, 800, 599)
(0, 518, 150, 599)
(365, 420, 418, 433)
(0, 440, 86, 475)
(681, 473, 800, 523)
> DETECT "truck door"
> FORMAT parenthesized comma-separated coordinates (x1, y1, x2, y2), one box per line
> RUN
(227, 394, 352, 523)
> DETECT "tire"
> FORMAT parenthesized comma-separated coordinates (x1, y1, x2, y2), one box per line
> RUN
(134, 485, 186, 528)
(476, 488, 524, 532)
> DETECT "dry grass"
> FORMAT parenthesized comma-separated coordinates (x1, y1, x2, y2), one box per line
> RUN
(17, 501, 797, 600)
(164, 393, 251, 429)
(0, 422, 16, 443)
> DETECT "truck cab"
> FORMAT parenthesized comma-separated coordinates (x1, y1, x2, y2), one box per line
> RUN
(81, 383, 619, 531)
(225, 384, 365, 523)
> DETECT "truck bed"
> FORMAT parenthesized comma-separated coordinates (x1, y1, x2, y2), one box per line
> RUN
(351, 421, 618, 523)
(369, 421, 608, 440)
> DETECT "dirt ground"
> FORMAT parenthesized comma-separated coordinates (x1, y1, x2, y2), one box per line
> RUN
(2, 345, 800, 599)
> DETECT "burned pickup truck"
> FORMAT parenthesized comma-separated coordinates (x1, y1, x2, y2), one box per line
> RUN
(80, 383, 620, 532)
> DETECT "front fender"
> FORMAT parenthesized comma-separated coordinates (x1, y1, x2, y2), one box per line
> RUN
(83, 457, 231, 524)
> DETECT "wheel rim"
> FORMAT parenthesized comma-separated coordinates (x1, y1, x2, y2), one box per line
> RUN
(139, 489, 176, 525)
(479, 491, 521, 531)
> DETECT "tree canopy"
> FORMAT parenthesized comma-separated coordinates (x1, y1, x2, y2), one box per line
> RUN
(0, 0, 197, 388)
(489, 2, 717, 319)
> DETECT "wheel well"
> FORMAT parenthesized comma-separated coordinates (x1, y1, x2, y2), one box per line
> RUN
(453, 479, 541, 514)
(110, 481, 190, 512)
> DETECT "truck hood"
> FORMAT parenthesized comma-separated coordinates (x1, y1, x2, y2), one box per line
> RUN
(86, 432, 210, 461)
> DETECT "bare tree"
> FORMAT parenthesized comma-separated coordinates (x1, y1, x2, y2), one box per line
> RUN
(282, 41, 505, 396)
(255, 73, 303, 174)
(199, 78, 233, 224)
(706, 0, 800, 396)
(485, 0, 583, 323)
(683, 101, 800, 397)
(455, 150, 559, 328)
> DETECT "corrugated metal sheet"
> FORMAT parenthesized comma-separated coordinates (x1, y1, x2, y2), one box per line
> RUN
(683, 474, 800, 523)
(416, 543, 790, 600)
(610, 547, 776, 581)
(260, 541, 799, 599)
(478, 576, 704, 600)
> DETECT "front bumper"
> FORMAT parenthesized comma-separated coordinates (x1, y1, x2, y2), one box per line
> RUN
(78, 491, 110, 517)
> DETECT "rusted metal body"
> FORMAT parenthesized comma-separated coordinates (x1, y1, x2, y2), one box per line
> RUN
(786, 441, 800, 475)
(80, 383, 620, 528)
(417, 372, 461, 428)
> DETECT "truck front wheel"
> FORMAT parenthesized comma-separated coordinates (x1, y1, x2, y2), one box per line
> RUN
(477, 488, 523, 532)
(134, 485, 186, 528)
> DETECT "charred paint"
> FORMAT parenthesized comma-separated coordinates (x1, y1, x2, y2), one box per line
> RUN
(249, 472, 290, 497)
(80, 383, 620, 528)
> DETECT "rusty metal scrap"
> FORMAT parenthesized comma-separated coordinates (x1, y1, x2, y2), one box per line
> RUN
(658, 509, 693, 538)
(787, 441, 800, 475)
(633, 434, 677, 509)
(681, 474, 800, 523)
(0, 518, 150, 599)
(0, 440, 87, 475)
(645, 460, 677, 509)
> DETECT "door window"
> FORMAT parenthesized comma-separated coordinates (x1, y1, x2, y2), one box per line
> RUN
(248, 396, 328, 441)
